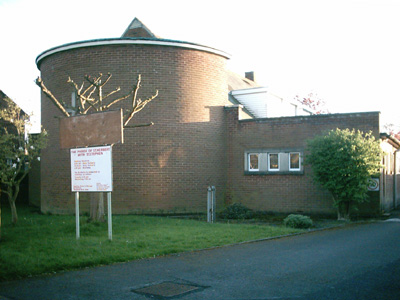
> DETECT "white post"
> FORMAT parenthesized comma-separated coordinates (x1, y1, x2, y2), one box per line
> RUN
(207, 187, 211, 223)
(212, 186, 216, 223)
(75, 192, 80, 239)
(107, 192, 112, 241)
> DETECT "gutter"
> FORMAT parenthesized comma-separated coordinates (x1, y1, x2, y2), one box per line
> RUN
(36, 37, 231, 68)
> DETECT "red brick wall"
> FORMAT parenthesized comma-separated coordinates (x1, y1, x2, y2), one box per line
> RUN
(225, 106, 381, 215)
(39, 42, 229, 214)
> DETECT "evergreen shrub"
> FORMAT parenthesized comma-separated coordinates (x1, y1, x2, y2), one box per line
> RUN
(283, 214, 313, 229)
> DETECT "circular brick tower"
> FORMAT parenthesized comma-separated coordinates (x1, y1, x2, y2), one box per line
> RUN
(36, 18, 231, 214)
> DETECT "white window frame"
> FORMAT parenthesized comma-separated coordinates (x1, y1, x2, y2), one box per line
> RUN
(248, 153, 260, 172)
(268, 153, 280, 171)
(289, 152, 301, 171)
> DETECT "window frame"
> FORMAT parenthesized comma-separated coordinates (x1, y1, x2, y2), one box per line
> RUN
(248, 153, 260, 172)
(268, 153, 280, 171)
(289, 152, 301, 171)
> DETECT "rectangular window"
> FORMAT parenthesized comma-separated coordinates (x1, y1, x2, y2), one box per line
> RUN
(268, 153, 279, 171)
(289, 152, 300, 171)
(248, 153, 259, 171)
(245, 150, 303, 174)
(71, 91, 76, 107)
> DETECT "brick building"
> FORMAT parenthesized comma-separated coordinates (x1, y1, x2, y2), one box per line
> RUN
(35, 18, 399, 216)
(225, 106, 399, 215)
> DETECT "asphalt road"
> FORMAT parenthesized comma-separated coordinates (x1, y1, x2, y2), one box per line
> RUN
(1, 220, 399, 300)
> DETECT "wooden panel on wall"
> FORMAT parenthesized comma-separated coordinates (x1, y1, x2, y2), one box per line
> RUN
(59, 109, 124, 149)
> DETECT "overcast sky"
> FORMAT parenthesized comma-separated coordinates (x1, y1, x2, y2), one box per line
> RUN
(1, 0, 399, 132)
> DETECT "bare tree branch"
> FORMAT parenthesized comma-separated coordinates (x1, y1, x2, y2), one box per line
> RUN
(99, 73, 112, 88)
(38, 73, 159, 127)
(124, 122, 154, 128)
(105, 90, 133, 109)
(102, 87, 121, 101)
(85, 73, 102, 85)
(124, 90, 158, 127)
(35, 77, 70, 117)
(131, 74, 141, 111)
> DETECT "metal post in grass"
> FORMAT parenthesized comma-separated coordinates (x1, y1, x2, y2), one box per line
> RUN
(207, 186, 216, 223)
(212, 186, 216, 222)
(75, 192, 80, 239)
(107, 192, 112, 241)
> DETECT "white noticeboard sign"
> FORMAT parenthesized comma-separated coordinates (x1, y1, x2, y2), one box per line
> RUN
(70, 146, 113, 192)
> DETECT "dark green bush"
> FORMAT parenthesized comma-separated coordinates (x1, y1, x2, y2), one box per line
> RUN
(219, 203, 253, 220)
(283, 214, 313, 229)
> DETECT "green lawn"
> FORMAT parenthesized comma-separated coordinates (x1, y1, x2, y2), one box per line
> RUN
(0, 205, 303, 281)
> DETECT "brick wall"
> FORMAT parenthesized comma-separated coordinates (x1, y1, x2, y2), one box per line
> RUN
(39, 42, 229, 214)
(225, 106, 381, 215)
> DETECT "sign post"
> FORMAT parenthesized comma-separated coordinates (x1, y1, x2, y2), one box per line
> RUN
(75, 192, 80, 239)
(107, 192, 112, 240)
(60, 110, 123, 241)
(70, 145, 113, 240)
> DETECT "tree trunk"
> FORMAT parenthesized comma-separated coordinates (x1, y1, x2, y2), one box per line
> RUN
(6, 184, 19, 225)
(97, 193, 105, 222)
(89, 193, 105, 222)
(9, 198, 18, 225)
(337, 201, 351, 221)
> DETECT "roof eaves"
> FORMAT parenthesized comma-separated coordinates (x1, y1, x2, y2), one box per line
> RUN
(36, 38, 231, 68)
(380, 132, 400, 148)
(228, 91, 256, 118)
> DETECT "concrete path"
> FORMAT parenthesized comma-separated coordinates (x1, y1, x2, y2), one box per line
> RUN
(1, 220, 399, 299)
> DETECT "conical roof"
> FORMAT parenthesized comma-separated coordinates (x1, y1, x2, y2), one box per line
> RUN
(121, 17, 158, 38)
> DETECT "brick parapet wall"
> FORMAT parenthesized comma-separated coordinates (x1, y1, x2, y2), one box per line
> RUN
(225, 106, 381, 215)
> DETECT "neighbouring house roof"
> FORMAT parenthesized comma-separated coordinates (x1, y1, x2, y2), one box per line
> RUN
(380, 132, 400, 148)
(0, 90, 10, 109)
(229, 86, 313, 119)
(0, 90, 25, 113)
(227, 71, 261, 118)
(227, 70, 260, 91)
(0, 90, 26, 135)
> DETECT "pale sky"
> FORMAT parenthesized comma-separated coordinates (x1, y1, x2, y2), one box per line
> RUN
(1, 0, 399, 132)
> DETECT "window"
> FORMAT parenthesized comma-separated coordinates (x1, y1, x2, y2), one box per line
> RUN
(245, 150, 303, 174)
(71, 91, 76, 108)
(268, 153, 279, 171)
(289, 152, 300, 171)
(248, 153, 259, 171)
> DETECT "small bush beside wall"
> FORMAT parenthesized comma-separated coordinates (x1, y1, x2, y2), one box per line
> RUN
(284, 214, 313, 229)
(219, 203, 254, 220)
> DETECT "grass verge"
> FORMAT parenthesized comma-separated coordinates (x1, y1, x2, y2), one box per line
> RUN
(0, 205, 303, 281)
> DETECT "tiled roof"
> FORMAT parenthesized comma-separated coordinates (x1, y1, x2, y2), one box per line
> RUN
(227, 70, 260, 91)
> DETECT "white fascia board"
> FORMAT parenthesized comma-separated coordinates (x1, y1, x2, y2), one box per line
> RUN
(36, 38, 231, 67)
(231, 87, 269, 96)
